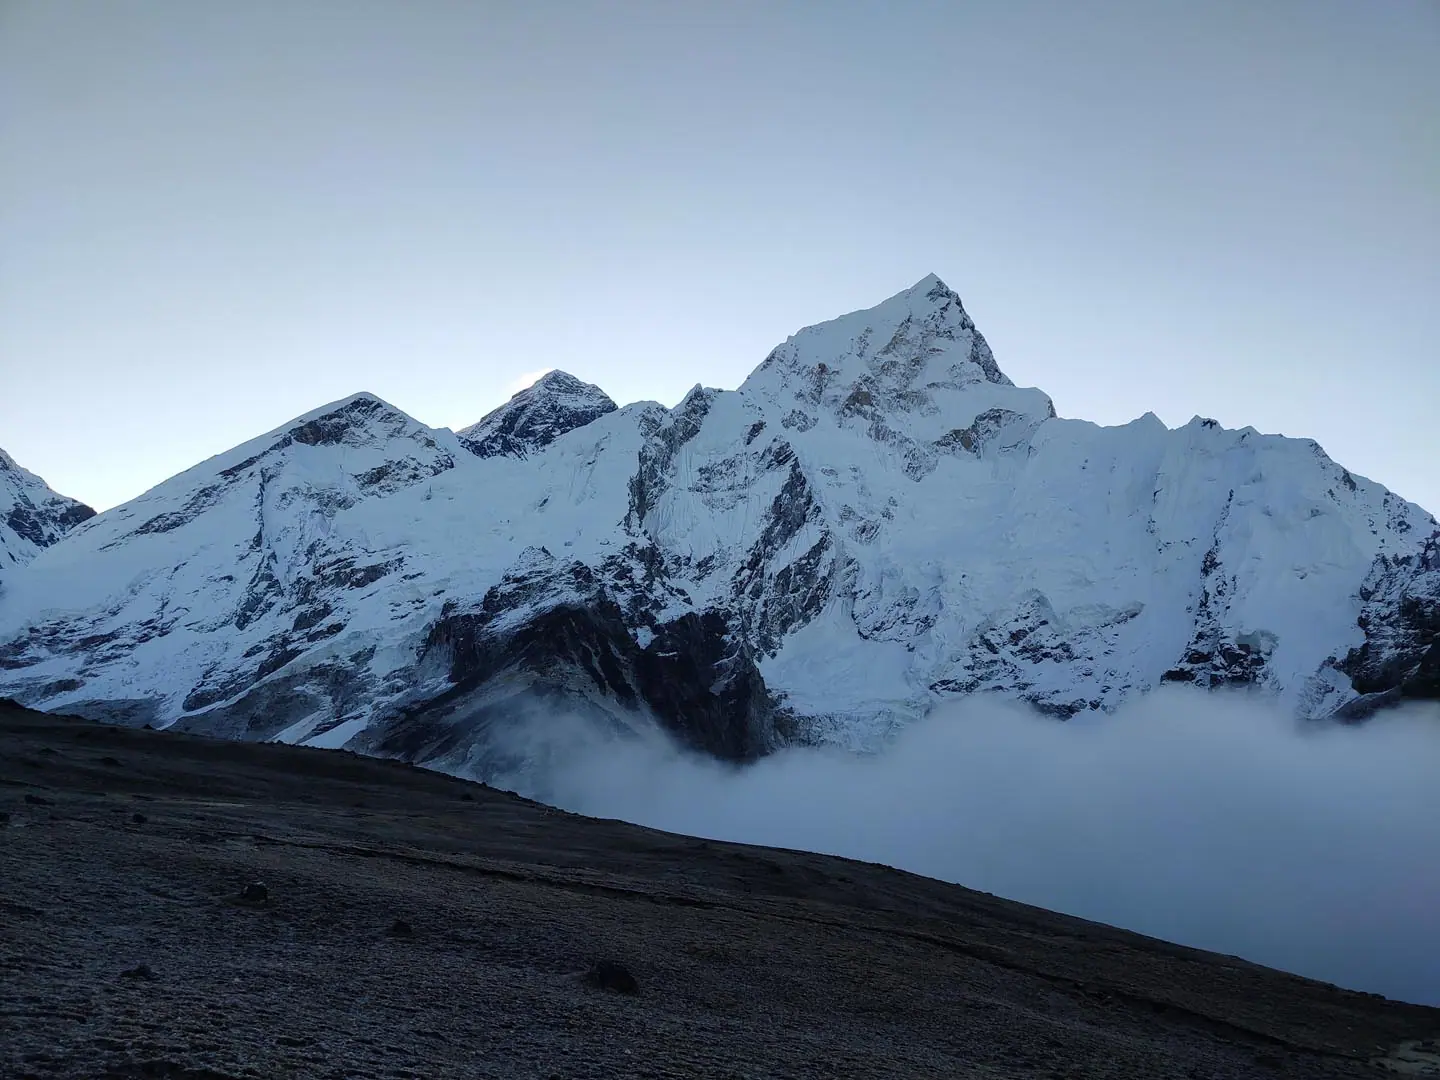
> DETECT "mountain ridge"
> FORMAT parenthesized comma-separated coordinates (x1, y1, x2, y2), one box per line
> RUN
(0, 275, 1435, 782)
(0, 447, 95, 583)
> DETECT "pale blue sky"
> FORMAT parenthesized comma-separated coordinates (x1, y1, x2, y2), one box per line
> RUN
(1, 1, 1435, 513)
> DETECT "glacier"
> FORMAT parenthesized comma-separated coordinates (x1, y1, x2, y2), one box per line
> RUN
(0, 274, 1435, 777)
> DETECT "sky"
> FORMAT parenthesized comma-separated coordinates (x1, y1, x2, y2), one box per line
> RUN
(488, 687, 1440, 1005)
(0, 0, 1436, 514)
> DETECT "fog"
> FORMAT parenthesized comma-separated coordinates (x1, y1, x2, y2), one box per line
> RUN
(488, 688, 1440, 1005)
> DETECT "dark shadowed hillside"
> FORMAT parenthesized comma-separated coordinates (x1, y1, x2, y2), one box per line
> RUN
(2, 700, 1437, 1080)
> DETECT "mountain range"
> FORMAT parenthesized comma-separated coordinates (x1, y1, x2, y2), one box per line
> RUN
(1, 275, 1435, 782)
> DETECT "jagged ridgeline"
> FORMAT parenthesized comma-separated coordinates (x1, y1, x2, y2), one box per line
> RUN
(0, 449, 95, 577)
(1, 275, 1436, 778)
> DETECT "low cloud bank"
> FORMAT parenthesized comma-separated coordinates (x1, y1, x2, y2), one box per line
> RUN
(491, 687, 1440, 1005)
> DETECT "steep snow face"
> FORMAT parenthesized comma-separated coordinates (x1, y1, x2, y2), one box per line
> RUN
(0, 275, 1436, 780)
(457, 370, 616, 458)
(744, 273, 1015, 397)
(0, 393, 465, 725)
(739, 273, 1051, 483)
(0, 448, 95, 582)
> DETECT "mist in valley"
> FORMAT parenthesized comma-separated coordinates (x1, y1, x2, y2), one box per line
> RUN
(484, 687, 1440, 1005)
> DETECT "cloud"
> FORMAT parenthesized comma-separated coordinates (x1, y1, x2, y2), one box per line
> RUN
(505, 368, 555, 395)
(484, 687, 1440, 1005)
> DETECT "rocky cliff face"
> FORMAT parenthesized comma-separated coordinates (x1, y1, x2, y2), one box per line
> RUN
(1331, 531, 1440, 717)
(457, 371, 617, 458)
(0, 448, 95, 583)
(0, 275, 1435, 781)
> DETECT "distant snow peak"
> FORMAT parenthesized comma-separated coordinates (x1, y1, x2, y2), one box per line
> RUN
(287, 392, 413, 446)
(740, 274, 1024, 421)
(85, 391, 458, 549)
(0, 447, 95, 579)
(458, 370, 617, 459)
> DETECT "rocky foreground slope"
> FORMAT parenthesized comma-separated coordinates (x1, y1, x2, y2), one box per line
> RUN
(3, 700, 1437, 1080)
(0, 276, 1435, 781)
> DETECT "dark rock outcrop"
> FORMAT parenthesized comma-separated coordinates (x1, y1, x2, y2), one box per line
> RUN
(1335, 532, 1440, 715)
(0, 447, 95, 576)
(458, 371, 617, 459)
(372, 595, 778, 771)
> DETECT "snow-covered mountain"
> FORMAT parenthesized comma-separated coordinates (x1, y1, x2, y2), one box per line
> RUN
(1, 275, 1435, 780)
(0, 448, 95, 582)
(457, 370, 616, 458)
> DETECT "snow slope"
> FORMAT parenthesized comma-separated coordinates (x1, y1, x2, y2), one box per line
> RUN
(0, 448, 95, 584)
(1, 276, 1435, 776)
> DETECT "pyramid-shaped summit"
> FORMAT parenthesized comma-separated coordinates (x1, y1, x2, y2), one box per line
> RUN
(734, 274, 1049, 462)
(458, 371, 618, 459)
(741, 273, 1015, 400)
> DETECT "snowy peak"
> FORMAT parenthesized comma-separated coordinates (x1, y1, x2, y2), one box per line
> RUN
(458, 370, 617, 459)
(198, 391, 452, 479)
(0, 447, 95, 579)
(744, 272, 1013, 394)
(0, 392, 466, 729)
(53, 392, 460, 559)
(738, 274, 1050, 440)
(736, 274, 1053, 478)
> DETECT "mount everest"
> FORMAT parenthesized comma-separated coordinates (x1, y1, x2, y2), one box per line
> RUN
(1, 275, 1435, 780)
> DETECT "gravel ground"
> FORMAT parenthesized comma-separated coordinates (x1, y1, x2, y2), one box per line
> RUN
(2, 701, 1436, 1079)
